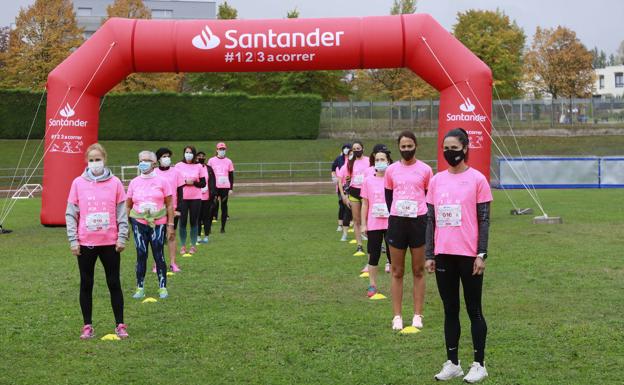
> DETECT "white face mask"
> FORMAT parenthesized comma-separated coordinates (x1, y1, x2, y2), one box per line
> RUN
(375, 161, 388, 172)
(184, 152, 194, 161)
(342, 148, 349, 155)
(159, 156, 171, 167)
(88, 160, 104, 174)
(217, 150, 226, 157)
(348, 153, 354, 160)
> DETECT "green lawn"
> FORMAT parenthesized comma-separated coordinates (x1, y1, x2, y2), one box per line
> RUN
(0, 190, 622, 384)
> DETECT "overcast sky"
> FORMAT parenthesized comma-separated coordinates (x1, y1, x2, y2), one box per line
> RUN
(2, 0, 622, 53)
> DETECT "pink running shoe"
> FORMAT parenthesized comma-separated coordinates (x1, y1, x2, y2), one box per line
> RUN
(170, 263, 181, 273)
(367, 285, 377, 298)
(180, 245, 187, 255)
(115, 323, 129, 339)
(360, 264, 369, 273)
(152, 265, 157, 273)
(189, 246, 197, 255)
(80, 324, 94, 340)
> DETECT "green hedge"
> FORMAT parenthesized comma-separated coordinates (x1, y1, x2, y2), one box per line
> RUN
(0, 90, 321, 140)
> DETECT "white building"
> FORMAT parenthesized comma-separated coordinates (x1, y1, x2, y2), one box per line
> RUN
(594, 65, 624, 98)
(73, 0, 217, 40)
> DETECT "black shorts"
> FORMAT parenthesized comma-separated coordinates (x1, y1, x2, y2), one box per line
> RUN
(349, 187, 362, 202)
(386, 215, 426, 250)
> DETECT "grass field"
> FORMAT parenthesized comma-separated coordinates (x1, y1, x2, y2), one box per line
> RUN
(1, 189, 622, 385)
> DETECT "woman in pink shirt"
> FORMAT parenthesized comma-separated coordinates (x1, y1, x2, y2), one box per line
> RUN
(175, 146, 206, 255)
(337, 141, 369, 257)
(384, 130, 433, 331)
(127, 151, 175, 300)
(208, 142, 235, 233)
(196, 151, 216, 243)
(66, 143, 128, 340)
(336, 148, 353, 242)
(154, 147, 184, 272)
(360, 146, 393, 298)
(425, 128, 492, 383)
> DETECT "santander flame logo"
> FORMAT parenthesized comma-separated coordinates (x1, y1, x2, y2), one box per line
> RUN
(192, 26, 221, 50)
(459, 98, 476, 113)
(59, 103, 75, 118)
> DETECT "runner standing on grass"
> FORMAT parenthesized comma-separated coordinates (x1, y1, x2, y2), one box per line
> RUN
(332, 143, 351, 232)
(196, 151, 216, 243)
(208, 142, 235, 233)
(336, 148, 354, 242)
(175, 146, 205, 255)
(66, 143, 129, 339)
(384, 130, 432, 331)
(425, 128, 492, 383)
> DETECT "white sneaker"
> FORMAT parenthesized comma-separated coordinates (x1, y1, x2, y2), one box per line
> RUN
(385, 263, 391, 273)
(336, 225, 342, 232)
(463, 362, 488, 383)
(434, 360, 464, 381)
(361, 233, 368, 241)
(412, 314, 423, 329)
(392, 315, 403, 330)
(340, 234, 348, 242)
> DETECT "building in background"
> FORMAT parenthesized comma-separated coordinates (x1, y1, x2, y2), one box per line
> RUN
(594, 65, 624, 98)
(73, 0, 216, 39)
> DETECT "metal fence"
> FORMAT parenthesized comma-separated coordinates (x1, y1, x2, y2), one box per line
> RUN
(320, 98, 624, 135)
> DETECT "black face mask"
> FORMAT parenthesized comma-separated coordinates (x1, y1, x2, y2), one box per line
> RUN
(443, 149, 465, 167)
(400, 149, 416, 161)
(197, 158, 206, 164)
(353, 150, 363, 158)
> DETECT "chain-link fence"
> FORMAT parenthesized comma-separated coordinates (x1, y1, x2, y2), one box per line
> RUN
(320, 98, 624, 137)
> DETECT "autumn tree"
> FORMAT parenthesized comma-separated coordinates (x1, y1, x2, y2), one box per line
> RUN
(0, 0, 83, 89)
(105, 0, 182, 92)
(0, 26, 9, 71)
(524, 26, 594, 100)
(453, 9, 525, 99)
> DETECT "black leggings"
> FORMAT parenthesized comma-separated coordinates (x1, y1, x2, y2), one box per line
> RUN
(366, 229, 391, 266)
(435, 254, 487, 366)
(212, 188, 230, 230)
(77, 245, 124, 325)
(337, 192, 347, 222)
(178, 199, 201, 246)
(199, 199, 213, 236)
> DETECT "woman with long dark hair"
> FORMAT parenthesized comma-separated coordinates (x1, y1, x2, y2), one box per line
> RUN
(175, 146, 206, 256)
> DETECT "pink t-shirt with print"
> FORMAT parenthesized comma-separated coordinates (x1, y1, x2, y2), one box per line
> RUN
(126, 175, 173, 226)
(175, 162, 203, 200)
(384, 160, 433, 217)
(426, 167, 493, 257)
(360, 173, 389, 231)
(67, 175, 126, 247)
(154, 167, 184, 210)
(208, 156, 234, 189)
(346, 158, 371, 189)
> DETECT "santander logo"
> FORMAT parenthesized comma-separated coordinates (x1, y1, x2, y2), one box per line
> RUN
(192, 26, 221, 50)
(459, 98, 476, 112)
(446, 99, 486, 123)
(59, 103, 75, 118)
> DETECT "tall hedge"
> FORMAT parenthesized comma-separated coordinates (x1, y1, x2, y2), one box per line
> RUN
(0, 90, 321, 140)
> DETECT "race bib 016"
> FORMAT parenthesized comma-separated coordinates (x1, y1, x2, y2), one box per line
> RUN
(86, 212, 110, 232)
(436, 204, 462, 227)
(217, 176, 229, 185)
(371, 203, 390, 218)
(395, 200, 419, 218)
(352, 174, 364, 185)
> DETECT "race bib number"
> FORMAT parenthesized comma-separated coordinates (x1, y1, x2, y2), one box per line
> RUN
(371, 203, 390, 218)
(437, 205, 462, 227)
(86, 212, 110, 232)
(217, 176, 229, 185)
(138, 202, 158, 214)
(395, 200, 419, 218)
(352, 174, 364, 185)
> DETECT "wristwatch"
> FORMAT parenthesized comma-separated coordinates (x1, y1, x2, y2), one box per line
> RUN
(477, 253, 487, 260)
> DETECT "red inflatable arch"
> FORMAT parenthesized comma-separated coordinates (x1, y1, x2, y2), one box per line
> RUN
(42, 14, 492, 225)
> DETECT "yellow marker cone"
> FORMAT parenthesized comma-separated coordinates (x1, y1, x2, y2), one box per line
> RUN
(369, 293, 387, 300)
(359, 272, 369, 278)
(212, 219, 217, 223)
(166, 272, 175, 277)
(399, 326, 421, 335)
(348, 229, 354, 233)
(100, 334, 120, 341)
(353, 251, 366, 257)
(142, 297, 158, 303)
(182, 253, 192, 257)
(349, 239, 357, 244)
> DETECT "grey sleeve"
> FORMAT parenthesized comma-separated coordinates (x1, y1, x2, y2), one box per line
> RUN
(116, 201, 128, 245)
(65, 203, 80, 248)
(425, 203, 436, 260)
(477, 202, 491, 255)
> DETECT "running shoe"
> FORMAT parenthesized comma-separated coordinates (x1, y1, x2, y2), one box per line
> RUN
(203, 236, 209, 243)
(196, 238, 205, 244)
(412, 314, 424, 329)
(336, 225, 342, 232)
(80, 324, 94, 340)
(340, 234, 348, 242)
(353, 245, 366, 257)
(367, 285, 377, 298)
(360, 264, 369, 273)
(170, 263, 181, 273)
(392, 315, 403, 331)
(115, 323, 129, 339)
(385, 263, 391, 273)
(434, 360, 464, 381)
(132, 287, 145, 299)
(189, 246, 197, 255)
(180, 245, 187, 255)
(159, 287, 169, 299)
(361, 233, 368, 241)
(463, 362, 488, 383)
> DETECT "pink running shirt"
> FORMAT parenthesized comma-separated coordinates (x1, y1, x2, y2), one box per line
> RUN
(126, 175, 173, 226)
(360, 173, 389, 231)
(154, 167, 184, 210)
(67, 175, 126, 246)
(384, 160, 433, 217)
(347, 158, 371, 189)
(208, 156, 234, 189)
(175, 162, 203, 200)
(426, 167, 493, 257)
